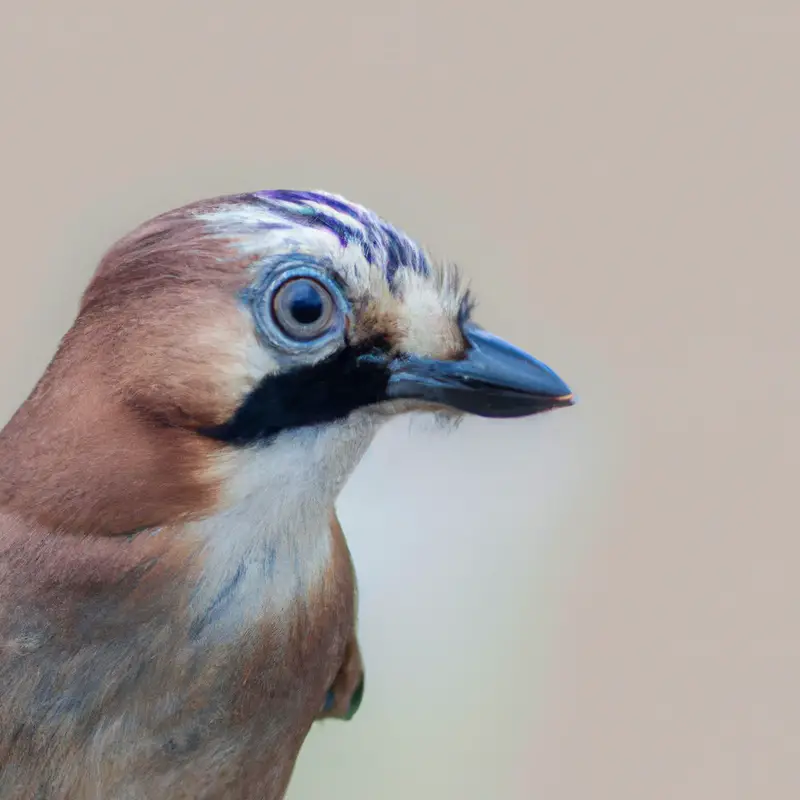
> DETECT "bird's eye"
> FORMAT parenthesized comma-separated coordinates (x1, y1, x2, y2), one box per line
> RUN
(271, 277, 336, 341)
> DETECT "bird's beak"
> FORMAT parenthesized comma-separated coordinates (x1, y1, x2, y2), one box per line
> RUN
(384, 323, 574, 418)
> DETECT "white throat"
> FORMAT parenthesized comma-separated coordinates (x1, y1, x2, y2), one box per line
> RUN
(187, 416, 379, 639)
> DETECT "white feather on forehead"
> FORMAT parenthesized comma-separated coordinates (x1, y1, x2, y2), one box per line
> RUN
(194, 200, 472, 334)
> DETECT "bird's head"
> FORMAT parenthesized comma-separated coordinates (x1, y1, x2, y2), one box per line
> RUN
(180, 190, 573, 442)
(1, 190, 574, 534)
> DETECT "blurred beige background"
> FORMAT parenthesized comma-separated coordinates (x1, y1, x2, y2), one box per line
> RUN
(1, 2, 797, 798)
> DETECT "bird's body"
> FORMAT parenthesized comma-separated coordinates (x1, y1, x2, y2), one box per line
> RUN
(0, 508, 354, 798)
(0, 190, 573, 798)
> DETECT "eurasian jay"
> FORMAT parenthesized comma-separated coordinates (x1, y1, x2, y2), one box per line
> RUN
(0, 189, 573, 799)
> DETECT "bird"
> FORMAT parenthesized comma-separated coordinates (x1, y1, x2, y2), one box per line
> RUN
(0, 188, 574, 799)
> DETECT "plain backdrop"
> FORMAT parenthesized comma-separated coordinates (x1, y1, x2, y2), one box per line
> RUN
(1, 3, 797, 798)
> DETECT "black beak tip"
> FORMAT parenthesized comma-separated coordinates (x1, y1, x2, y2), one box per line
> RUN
(552, 391, 576, 409)
(478, 387, 575, 419)
(548, 373, 577, 405)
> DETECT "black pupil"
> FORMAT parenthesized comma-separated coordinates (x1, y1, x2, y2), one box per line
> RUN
(286, 281, 324, 325)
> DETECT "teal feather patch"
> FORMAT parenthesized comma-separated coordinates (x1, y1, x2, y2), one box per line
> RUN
(345, 675, 364, 721)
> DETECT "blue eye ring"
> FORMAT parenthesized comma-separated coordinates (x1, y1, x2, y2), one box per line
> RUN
(249, 258, 349, 354)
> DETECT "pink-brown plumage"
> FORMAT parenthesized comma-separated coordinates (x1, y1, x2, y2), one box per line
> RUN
(0, 197, 365, 798)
